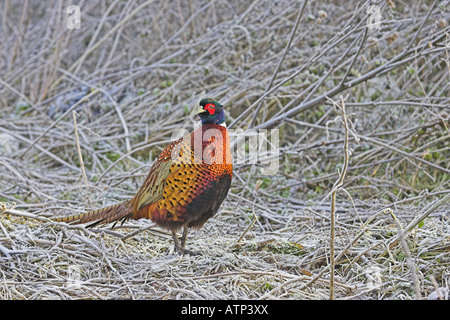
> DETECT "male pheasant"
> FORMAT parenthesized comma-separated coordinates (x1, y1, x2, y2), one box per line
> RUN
(55, 98, 232, 254)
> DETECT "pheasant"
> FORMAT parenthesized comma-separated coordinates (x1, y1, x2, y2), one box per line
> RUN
(55, 98, 232, 254)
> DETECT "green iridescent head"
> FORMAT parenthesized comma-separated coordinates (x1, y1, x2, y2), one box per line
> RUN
(197, 98, 226, 125)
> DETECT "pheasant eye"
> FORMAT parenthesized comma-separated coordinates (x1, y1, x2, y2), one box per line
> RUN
(204, 103, 216, 115)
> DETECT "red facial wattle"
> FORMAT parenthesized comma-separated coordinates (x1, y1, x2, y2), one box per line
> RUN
(204, 103, 216, 115)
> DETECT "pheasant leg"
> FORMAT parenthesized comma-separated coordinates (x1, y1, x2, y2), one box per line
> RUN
(171, 229, 201, 255)
(180, 226, 189, 249)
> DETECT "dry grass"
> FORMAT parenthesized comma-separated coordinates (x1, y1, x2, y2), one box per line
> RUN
(0, 0, 449, 300)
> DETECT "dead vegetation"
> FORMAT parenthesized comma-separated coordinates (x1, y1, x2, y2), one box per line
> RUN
(0, 0, 449, 299)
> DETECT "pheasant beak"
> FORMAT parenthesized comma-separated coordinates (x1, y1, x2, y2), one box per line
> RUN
(197, 107, 207, 114)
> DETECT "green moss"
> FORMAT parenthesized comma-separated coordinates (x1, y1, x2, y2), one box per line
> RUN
(15, 101, 31, 114)
(259, 178, 272, 189)
(234, 239, 304, 256)
(106, 152, 121, 162)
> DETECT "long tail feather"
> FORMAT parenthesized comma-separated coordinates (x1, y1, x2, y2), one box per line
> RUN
(54, 200, 132, 227)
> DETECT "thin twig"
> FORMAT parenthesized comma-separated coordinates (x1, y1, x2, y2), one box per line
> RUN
(17, 89, 100, 158)
(249, 0, 308, 128)
(387, 193, 450, 250)
(50, 0, 157, 90)
(430, 276, 444, 301)
(390, 210, 422, 300)
(259, 208, 392, 300)
(329, 96, 351, 299)
(72, 111, 89, 187)
(236, 210, 258, 244)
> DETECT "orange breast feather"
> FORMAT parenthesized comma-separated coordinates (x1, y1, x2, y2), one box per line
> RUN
(131, 124, 232, 228)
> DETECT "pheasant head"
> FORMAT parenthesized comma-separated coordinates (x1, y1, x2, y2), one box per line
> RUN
(197, 98, 226, 126)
